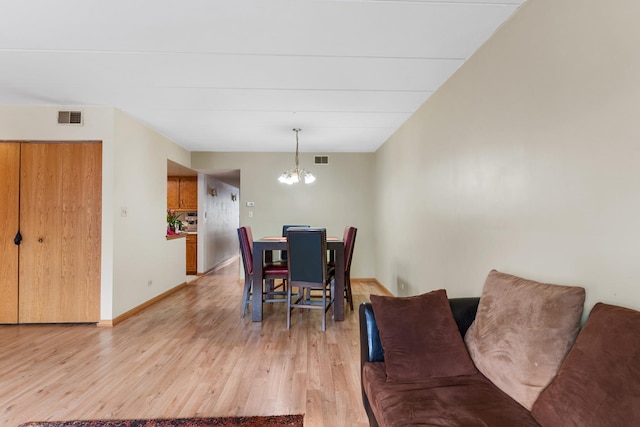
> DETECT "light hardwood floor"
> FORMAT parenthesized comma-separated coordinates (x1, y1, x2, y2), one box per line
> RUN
(0, 258, 386, 426)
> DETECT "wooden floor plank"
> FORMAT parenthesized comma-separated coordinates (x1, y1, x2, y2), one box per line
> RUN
(0, 259, 379, 426)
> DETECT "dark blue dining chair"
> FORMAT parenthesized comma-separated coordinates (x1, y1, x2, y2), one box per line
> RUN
(286, 227, 335, 331)
(280, 224, 310, 262)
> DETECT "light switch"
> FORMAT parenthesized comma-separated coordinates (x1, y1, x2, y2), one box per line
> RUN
(249, 210, 254, 218)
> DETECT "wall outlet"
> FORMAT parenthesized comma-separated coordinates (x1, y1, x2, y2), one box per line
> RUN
(120, 207, 128, 217)
(147, 280, 153, 287)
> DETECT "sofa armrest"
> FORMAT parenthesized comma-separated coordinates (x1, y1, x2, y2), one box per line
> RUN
(359, 302, 384, 364)
(359, 302, 382, 427)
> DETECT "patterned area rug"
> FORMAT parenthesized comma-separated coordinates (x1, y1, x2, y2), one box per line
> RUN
(18, 414, 304, 427)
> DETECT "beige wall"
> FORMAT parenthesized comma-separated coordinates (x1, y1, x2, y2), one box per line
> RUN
(191, 151, 375, 278)
(0, 105, 194, 320)
(0, 105, 118, 319)
(112, 110, 190, 317)
(7, 0, 635, 321)
(374, 0, 640, 314)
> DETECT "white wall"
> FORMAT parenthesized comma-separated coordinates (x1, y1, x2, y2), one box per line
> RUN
(374, 0, 640, 315)
(198, 175, 240, 273)
(191, 151, 375, 278)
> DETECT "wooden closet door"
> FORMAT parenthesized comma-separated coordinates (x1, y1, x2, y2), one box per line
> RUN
(19, 143, 102, 323)
(0, 143, 20, 324)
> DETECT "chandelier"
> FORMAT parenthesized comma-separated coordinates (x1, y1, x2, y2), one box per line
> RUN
(278, 128, 316, 185)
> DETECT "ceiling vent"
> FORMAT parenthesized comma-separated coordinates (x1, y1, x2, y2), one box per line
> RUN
(314, 155, 329, 165)
(57, 110, 83, 125)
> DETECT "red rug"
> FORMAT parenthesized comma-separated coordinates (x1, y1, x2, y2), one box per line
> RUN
(18, 415, 304, 427)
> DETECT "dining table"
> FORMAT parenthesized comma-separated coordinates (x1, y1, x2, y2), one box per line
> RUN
(252, 236, 345, 322)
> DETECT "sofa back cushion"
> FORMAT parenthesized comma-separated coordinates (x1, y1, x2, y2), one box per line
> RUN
(532, 303, 640, 426)
(371, 289, 478, 382)
(464, 270, 585, 410)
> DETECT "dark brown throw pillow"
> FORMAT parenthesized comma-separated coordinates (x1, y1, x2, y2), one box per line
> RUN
(370, 289, 477, 383)
(532, 303, 640, 427)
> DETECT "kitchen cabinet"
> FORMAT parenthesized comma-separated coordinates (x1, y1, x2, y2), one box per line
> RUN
(167, 177, 179, 210)
(167, 176, 198, 210)
(186, 233, 197, 275)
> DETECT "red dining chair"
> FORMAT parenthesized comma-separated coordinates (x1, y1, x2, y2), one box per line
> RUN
(328, 226, 358, 311)
(237, 226, 288, 317)
(342, 226, 358, 311)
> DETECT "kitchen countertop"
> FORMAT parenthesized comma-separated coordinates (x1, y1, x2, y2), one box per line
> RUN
(166, 232, 187, 240)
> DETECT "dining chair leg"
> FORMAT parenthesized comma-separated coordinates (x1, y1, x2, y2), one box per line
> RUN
(345, 276, 354, 311)
(331, 279, 335, 315)
(287, 282, 292, 329)
(265, 278, 273, 296)
(241, 276, 252, 318)
(321, 287, 326, 332)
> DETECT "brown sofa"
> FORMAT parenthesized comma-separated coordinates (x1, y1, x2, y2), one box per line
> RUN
(359, 270, 640, 427)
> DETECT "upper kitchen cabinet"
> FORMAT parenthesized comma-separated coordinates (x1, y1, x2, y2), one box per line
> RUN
(167, 176, 198, 210)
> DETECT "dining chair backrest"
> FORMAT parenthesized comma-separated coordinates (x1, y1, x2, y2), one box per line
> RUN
(245, 225, 254, 256)
(237, 226, 253, 276)
(281, 224, 310, 261)
(282, 224, 310, 235)
(286, 227, 327, 285)
(343, 226, 358, 270)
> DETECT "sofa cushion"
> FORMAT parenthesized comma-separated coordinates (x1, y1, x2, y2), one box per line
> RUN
(362, 362, 540, 427)
(464, 270, 585, 410)
(532, 303, 640, 427)
(370, 289, 477, 383)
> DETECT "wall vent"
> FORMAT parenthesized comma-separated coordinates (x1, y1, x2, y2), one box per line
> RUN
(314, 155, 329, 165)
(57, 110, 83, 125)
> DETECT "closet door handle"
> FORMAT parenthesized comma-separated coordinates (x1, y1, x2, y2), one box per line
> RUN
(38, 237, 44, 243)
(14, 230, 22, 246)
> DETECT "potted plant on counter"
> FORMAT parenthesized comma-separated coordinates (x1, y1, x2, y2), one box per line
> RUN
(167, 209, 183, 235)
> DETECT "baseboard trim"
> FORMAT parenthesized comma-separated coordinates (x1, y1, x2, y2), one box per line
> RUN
(98, 262, 384, 327)
(200, 255, 239, 276)
(351, 278, 394, 296)
(374, 279, 394, 296)
(101, 282, 188, 327)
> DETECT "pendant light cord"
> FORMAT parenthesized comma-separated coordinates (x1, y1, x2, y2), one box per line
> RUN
(294, 128, 300, 168)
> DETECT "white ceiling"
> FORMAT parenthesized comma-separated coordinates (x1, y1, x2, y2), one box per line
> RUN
(0, 0, 524, 153)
